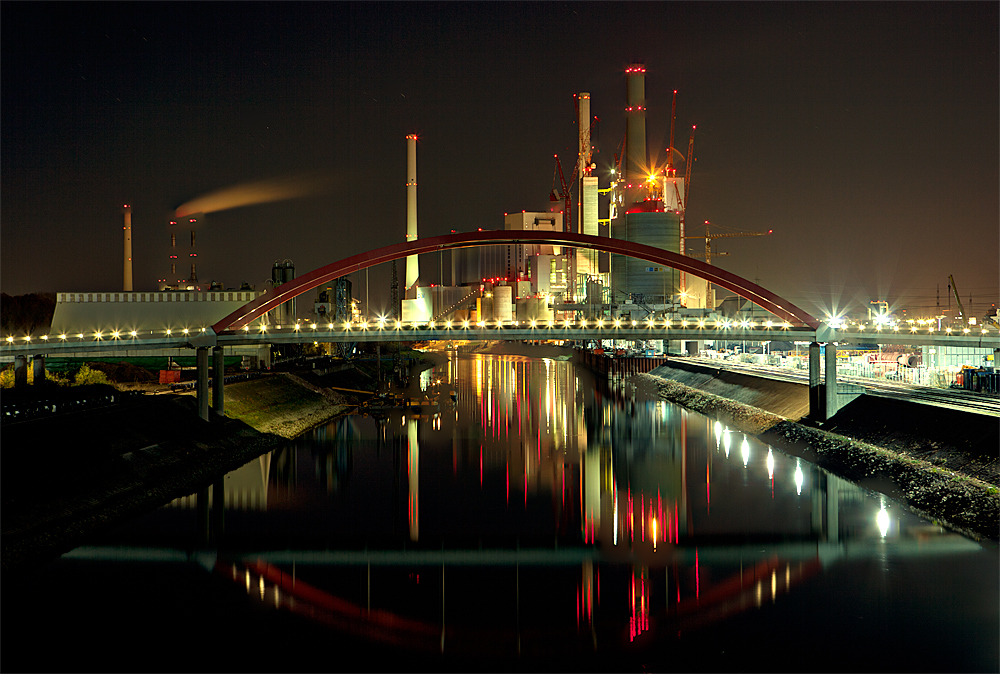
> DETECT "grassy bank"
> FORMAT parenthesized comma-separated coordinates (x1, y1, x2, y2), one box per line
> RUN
(223, 374, 349, 438)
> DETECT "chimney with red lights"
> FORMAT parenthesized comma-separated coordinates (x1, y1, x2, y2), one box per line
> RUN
(123, 203, 133, 291)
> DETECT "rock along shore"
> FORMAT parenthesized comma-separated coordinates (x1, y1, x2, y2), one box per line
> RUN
(637, 372, 999, 541)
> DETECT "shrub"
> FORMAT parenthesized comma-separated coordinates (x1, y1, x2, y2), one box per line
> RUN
(74, 364, 109, 386)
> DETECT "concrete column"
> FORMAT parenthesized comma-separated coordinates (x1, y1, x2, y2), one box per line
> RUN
(994, 348, 1000, 372)
(14, 355, 27, 389)
(808, 342, 821, 420)
(212, 346, 225, 418)
(196, 347, 209, 422)
(825, 341, 839, 421)
(32, 356, 45, 386)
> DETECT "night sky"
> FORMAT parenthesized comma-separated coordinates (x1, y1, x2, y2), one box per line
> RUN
(2, 2, 997, 320)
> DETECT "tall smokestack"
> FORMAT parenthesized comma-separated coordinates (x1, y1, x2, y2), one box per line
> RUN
(123, 204, 133, 291)
(405, 134, 419, 295)
(625, 63, 648, 198)
(576, 92, 592, 234)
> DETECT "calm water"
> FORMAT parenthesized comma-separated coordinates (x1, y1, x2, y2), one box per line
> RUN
(6, 354, 998, 672)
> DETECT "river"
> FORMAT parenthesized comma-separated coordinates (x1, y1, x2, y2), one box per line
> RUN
(5, 353, 997, 672)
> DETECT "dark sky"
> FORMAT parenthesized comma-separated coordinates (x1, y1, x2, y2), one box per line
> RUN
(2, 2, 997, 320)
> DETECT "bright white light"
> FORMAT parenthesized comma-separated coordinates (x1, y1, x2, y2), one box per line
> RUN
(111, 330, 120, 339)
(613, 319, 620, 328)
(310, 323, 317, 329)
(59, 334, 67, 340)
(529, 320, 536, 328)
(877, 505, 890, 537)
(794, 459, 804, 495)
(41, 335, 49, 341)
(5, 336, 12, 343)
(130, 330, 137, 337)
(24, 335, 32, 342)
(165, 329, 172, 335)
(766, 447, 774, 480)
(741, 436, 750, 466)
(182, 328, 190, 334)
(445, 320, 452, 328)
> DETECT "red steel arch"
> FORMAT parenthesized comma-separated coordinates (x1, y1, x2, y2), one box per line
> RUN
(212, 231, 819, 333)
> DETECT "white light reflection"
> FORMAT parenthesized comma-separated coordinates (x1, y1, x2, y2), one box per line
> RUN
(877, 499, 890, 537)
(794, 458, 804, 495)
(766, 447, 774, 480)
(723, 431, 731, 458)
(741, 436, 750, 467)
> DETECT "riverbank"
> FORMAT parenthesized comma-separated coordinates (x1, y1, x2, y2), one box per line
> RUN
(636, 372, 1000, 541)
(1, 373, 356, 573)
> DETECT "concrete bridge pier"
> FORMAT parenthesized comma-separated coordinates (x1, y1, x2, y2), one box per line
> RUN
(32, 355, 45, 386)
(13, 355, 27, 388)
(825, 341, 839, 421)
(196, 347, 209, 422)
(212, 346, 224, 417)
(808, 342, 821, 419)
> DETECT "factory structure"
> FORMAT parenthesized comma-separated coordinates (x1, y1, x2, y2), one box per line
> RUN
(58, 62, 750, 345)
(392, 63, 724, 329)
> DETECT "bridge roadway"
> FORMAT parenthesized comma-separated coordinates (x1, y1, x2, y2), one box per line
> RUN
(4, 320, 998, 425)
(4, 319, 999, 356)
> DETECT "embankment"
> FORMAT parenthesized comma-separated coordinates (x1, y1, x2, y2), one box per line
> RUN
(637, 364, 1000, 541)
(2, 374, 351, 572)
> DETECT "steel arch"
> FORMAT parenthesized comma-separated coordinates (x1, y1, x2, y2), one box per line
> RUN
(212, 231, 819, 333)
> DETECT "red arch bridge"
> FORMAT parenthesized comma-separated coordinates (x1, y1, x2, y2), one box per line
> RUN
(4, 232, 999, 421)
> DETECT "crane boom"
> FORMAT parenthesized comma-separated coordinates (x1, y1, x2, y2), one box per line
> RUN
(948, 274, 966, 320)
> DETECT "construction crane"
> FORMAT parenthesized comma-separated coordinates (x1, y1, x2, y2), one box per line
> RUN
(686, 221, 772, 309)
(686, 221, 772, 266)
(550, 154, 576, 233)
(948, 274, 966, 322)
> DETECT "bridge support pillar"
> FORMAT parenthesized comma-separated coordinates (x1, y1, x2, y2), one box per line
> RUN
(808, 342, 821, 420)
(196, 347, 209, 422)
(824, 341, 839, 421)
(14, 355, 28, 389)
(212, 346, 225, 418)
(32, 355, 45, 386)
(994, 348, 1000, 372)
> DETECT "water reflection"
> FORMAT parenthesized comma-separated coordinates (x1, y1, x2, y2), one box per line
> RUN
(64, 353, 997, 668)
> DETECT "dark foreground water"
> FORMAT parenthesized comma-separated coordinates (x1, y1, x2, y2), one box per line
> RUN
(4, 354, 998, 672)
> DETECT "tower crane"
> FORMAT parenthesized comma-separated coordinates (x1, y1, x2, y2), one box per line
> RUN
(685, 221, 772, 309)
(948, 275, 966, 322)
(550, 154, 576, 234)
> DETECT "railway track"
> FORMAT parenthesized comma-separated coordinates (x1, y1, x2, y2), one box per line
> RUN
(680, 357, 1000, 417)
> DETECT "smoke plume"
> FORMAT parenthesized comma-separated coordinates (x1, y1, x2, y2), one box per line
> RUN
(175, 173, 331, 218)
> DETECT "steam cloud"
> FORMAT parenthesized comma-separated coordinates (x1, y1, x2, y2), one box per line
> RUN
(175, 173, 331, 218)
